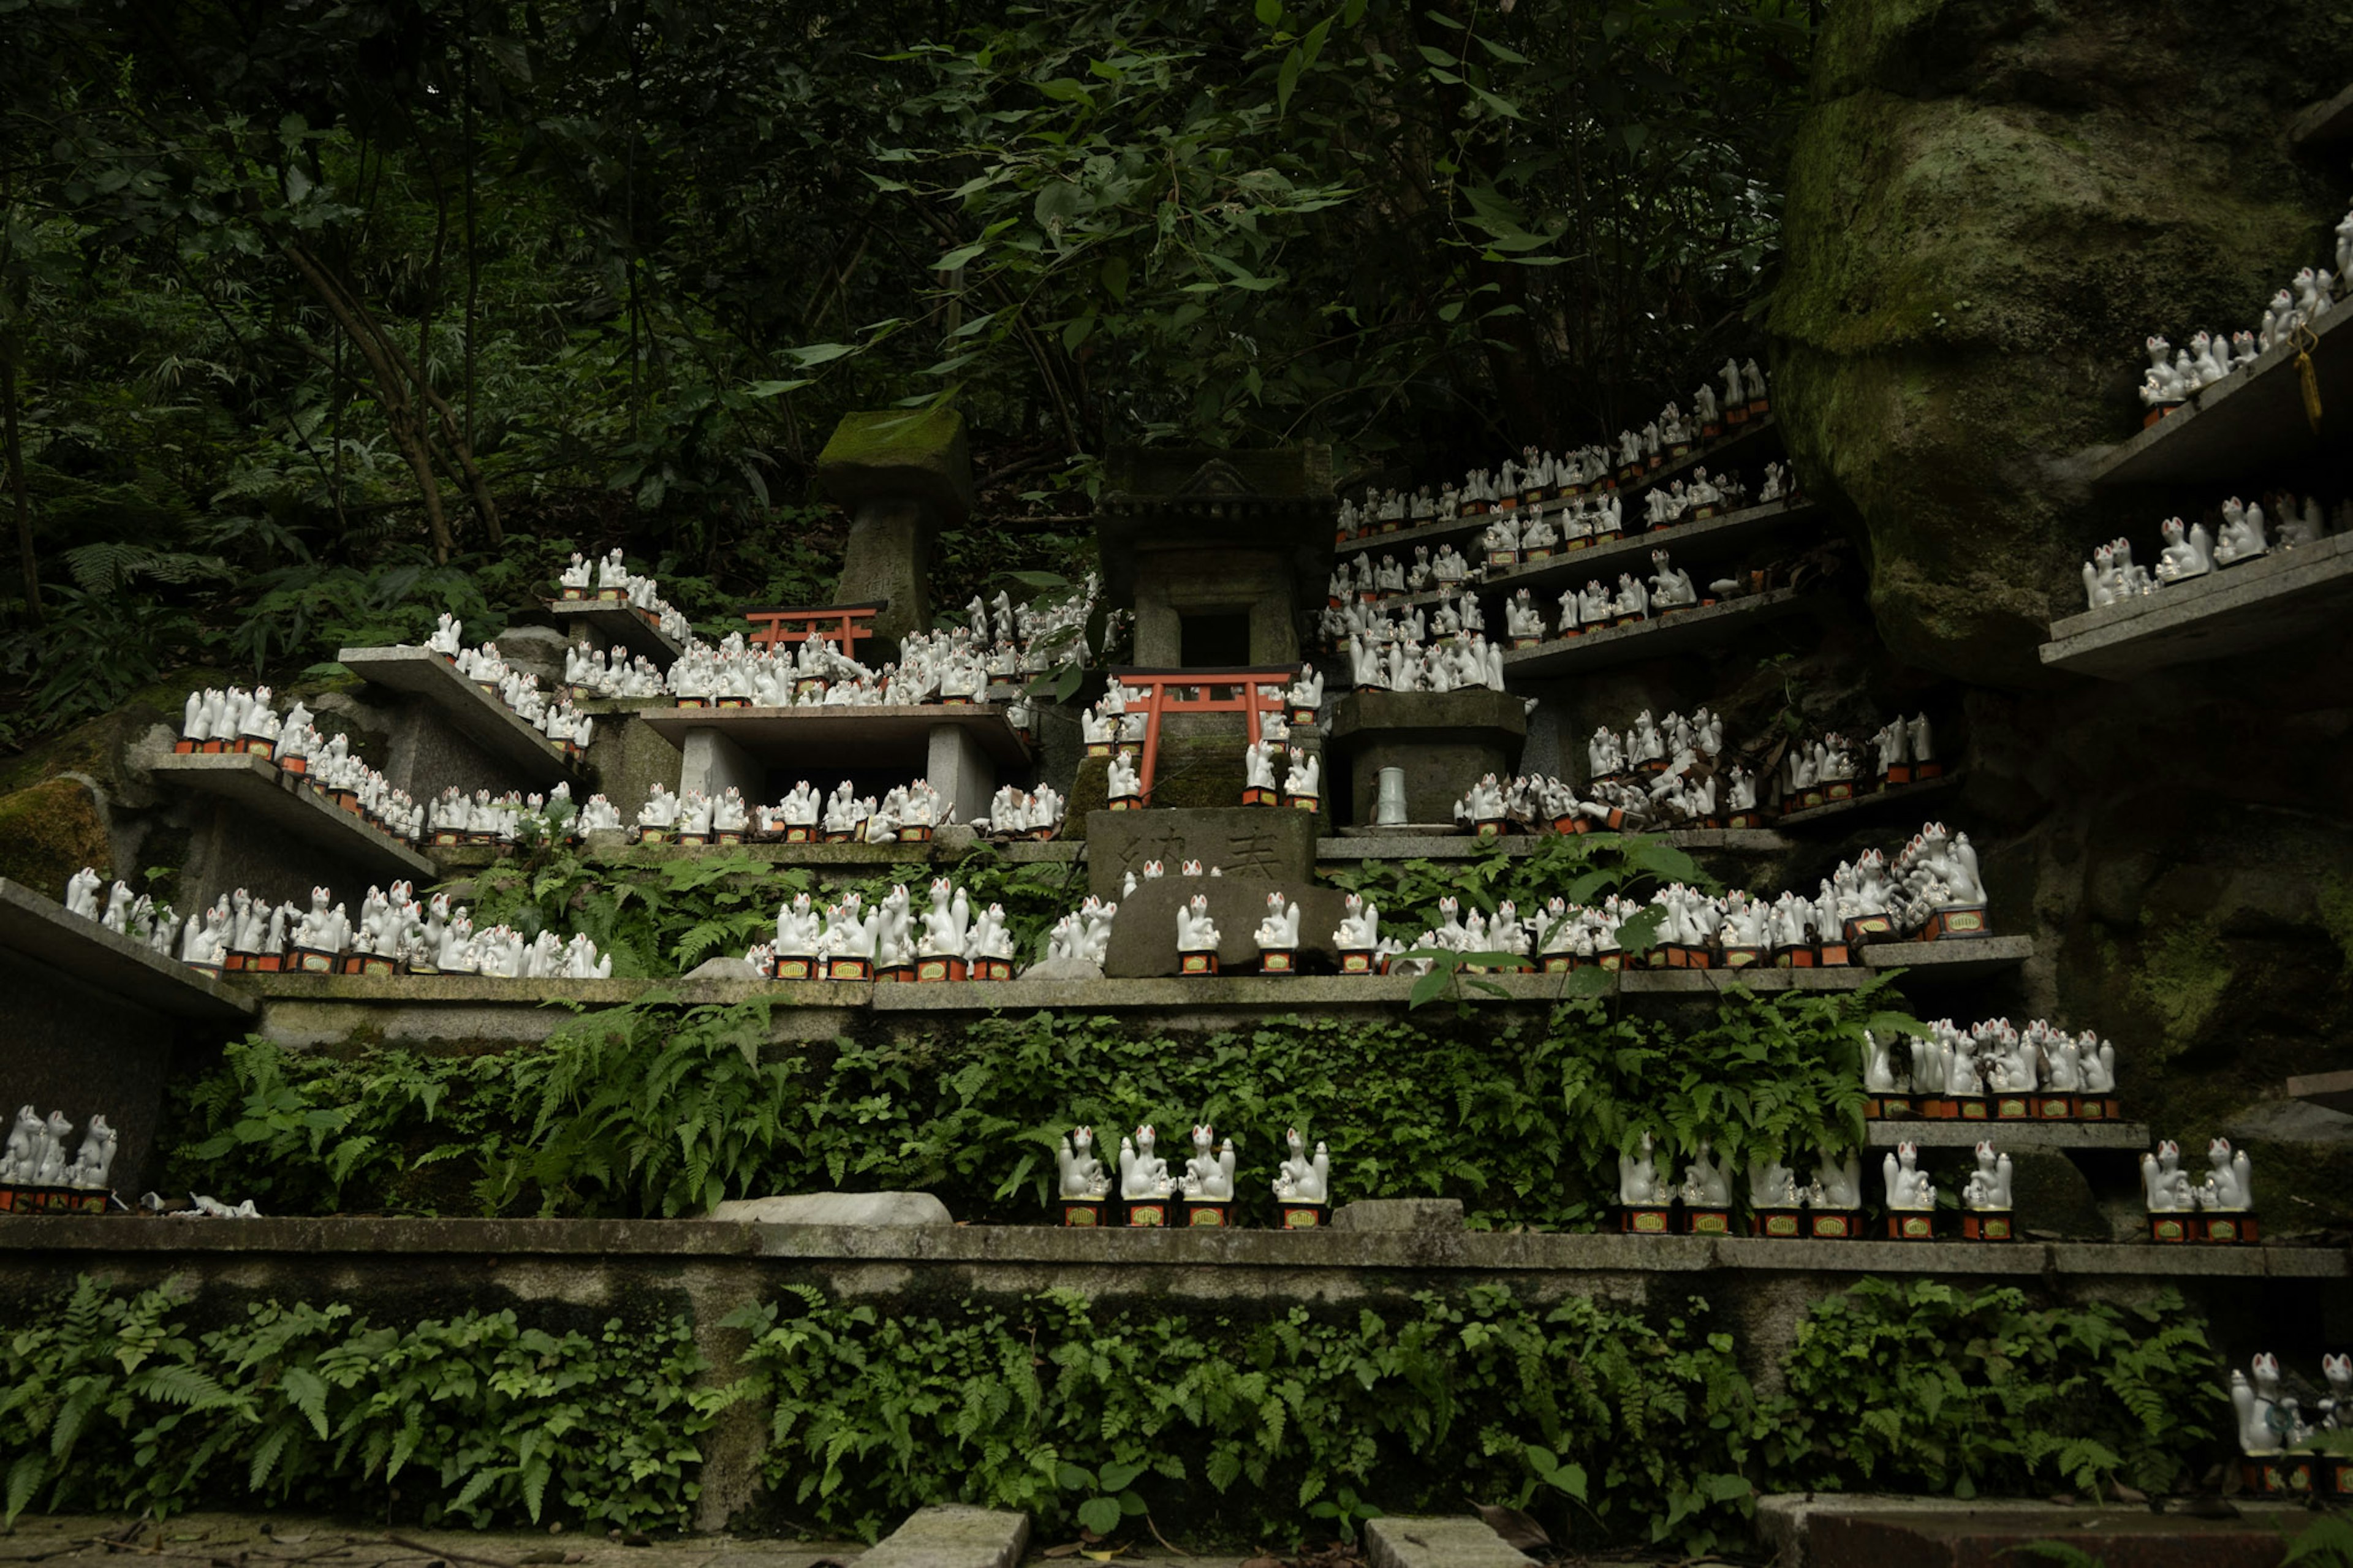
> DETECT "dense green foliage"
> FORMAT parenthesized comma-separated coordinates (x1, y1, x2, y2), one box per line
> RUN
(734, 1284, 1759, 1550)
(1, 0, 1814, 746)
(1767, 1279, 2226, 1501)
(0, 1278, 720, 1530)
(3, 1276, 2228, 1548)
(161, 982, 1900, 1221)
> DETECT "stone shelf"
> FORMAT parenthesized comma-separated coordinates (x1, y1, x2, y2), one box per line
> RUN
(0, 877, 257, 1023)
(1498, 588, 1809, 679)
(1775, 772, 1963, 828)
(1328, 417, 1788, 562)
(2038, 535, 2353, 678)
(1858, 934, 2033, 979)
(0, 1213, 2338, 1283)
(2290, 81, 2353, 148)
(1482, 499, 1825, 600)
(426, 828, 1083, 873)
(1865, 1118, 2149, 1149)
(1316, 827, 1793, 858)
(547, 599, 685, 667)
(151, 753, 436, 884)
(338, 645, 582, 789)
(240, 943, 2035, 1050)
(2286, 1068, 2353, 1116)
(2085, 302, 2352, 485)
(635, 703, 1034, 769)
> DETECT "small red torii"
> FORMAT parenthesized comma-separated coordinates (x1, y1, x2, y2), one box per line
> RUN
(740, 602, 882, 658)
(1108, 665, 1300, 803)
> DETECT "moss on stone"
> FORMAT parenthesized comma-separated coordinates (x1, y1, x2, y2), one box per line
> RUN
(2129, 914, 2232, 1062)
(814, 407, 973, 523)
(2317, 875, 2353, 976)
(0, 776, 112, 901)
(1770, 6, 2353, 680)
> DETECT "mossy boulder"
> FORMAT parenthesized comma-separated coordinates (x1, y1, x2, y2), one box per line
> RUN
(0, 776, 113, 900)
(1769, 3, 2353, 681)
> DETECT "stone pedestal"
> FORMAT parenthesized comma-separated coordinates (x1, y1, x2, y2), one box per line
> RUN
(816, 408, 974, 648)
(1100, 874, 1347, 978)
(1326, 688, 1528, 827)
(1085, 806, 1315, 900)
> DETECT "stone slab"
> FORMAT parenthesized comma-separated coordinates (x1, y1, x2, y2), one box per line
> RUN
(1085, 806, 1317, 900)
(0, 877, 256, 1022)
(2287, 1067, 2353, 1116)
(1366, 1517, 1534, 1568)
(1859, 934, 2034, 980)
(0, 1512, 866, 1568)
(1482, 497, 1826, 600)
(2290, 79, 2353, 147)
(634, 704, 1033, 770)
(337, 645, 580, 789)
(151, 753, 436, 883)
(1755, 1496, 2311, 1568)
(1776, 771, 1963, 827)
(2086, 300, 2353, 485)
(1795, 1504, 2300, 1568)
(1498, 588, 1809, 679)
(708, 1192, 952, 1226)
(1316, 827, 1792, 857)
(1327, 688, 1528, 827)
(2039, 535, 2353, 679)
(548, 599, 685, 667)
(1333, 1199, 1466, 1232)
(3, 1214, 2344, 1284)
(1865, 1118, 2148, 1149)
(857, 1507, 1025, 1568)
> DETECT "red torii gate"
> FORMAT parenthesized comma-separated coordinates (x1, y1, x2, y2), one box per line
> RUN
(741, 602, 882, 659)
(1109, 665, 1300, 803)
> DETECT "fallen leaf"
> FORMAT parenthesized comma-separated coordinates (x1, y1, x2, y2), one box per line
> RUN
(1081, 1551, 1124, 1562)
(1471, 1505, 1550, 1554)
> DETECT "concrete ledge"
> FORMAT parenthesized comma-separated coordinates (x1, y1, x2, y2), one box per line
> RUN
(2086, 301, 2352, 486)
(1756, 1494, 2308, 1568)
(152, 752, 436, 883)
(1499, 588, 1809, 679)
(1865, 1118, 2148, 1149)
(339, 645, 581, 789)
(858, 1507, 1026, 1568)
(1319, 827, 1792, 857)
(633, 704, 1033, 768)
(2039, 535, 2353, 680)
(547, 599, 685, 667)
(0, 877, 257, 1022)
(1487, 497, 1825, 600)
(1366, 1517, 1530, 1568)
(1776, 771, 1962, 828)
(2, 1216, 2340, 1279)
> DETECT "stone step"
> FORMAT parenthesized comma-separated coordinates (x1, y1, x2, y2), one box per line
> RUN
(2039, 533, 2353, 680)
(2086, 295, 2352, 486)
(339, 644, 582, 789)
(857, 1507, 1026, 1568)
(1365, 1517, 1531, 1568)
(547, 597, 686, 667)
(1499, 587, 1811, 680)
(152, 752, 436, 885)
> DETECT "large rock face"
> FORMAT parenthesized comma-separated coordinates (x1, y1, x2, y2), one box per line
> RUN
(1770, 1, 2353, 682)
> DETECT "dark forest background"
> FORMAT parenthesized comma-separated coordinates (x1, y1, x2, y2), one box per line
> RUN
(0, 0, 1815, 748)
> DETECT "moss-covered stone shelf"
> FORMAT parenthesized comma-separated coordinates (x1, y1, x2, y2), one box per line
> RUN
(2038, 534, 2353, 680)
(1498, 588, 1809, 678)
(152, 752, 436, 883)
(0, 876, 257, 1023)
(2085, 303, 2352, 487)
(339, 645, 582, 789)
(547, 598, 686, 668)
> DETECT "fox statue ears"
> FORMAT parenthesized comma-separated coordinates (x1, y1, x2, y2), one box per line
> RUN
(1134, 1124, 1154, 1142)
(2157, 1138, 2180, 1159)
(2208, 1136, 2234, 1157)
(1071, 1126, 1092, 1142)
(1192, 1124, 1214, 1141)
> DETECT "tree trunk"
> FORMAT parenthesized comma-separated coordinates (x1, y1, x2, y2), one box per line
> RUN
(279, 240, 457, 562)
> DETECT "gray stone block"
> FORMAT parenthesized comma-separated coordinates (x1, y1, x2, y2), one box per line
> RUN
(1086, 806, 1316, 900)
(2010, 1150, 2107, 1238)
(1101, 875, 1347, 977)
(858, 1505, 1029, 1568)
(817, 408, 975, 525)
(1327, 688, 1528, 828)
(686, 956, 767, 982)
(493, 624, 571, 689)
(1333, 1199, 1467, 1232)
(707, 1191, 953, 1226)
(1366, 1517, 1533, 1568)
(1019, 956, 1105, 982)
